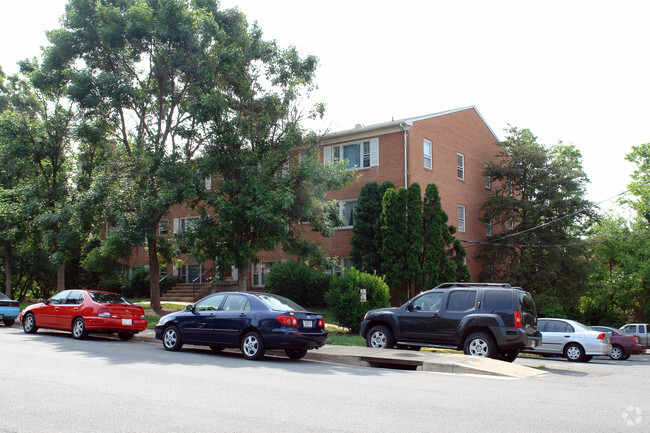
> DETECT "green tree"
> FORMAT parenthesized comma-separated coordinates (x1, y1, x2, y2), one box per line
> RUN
(380, 187, 407, 295)
(480, 127, 594, 307)
(350, 180, 394, 273)
(404, 182, 423, 297)
(44, 0, 327, 310)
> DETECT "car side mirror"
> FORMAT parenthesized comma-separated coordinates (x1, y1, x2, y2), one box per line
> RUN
(406, 302, 414, 311)
(185, 304, 194, 312)
(40, 298, 48, 305)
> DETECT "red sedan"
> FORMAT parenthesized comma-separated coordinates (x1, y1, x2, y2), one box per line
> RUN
(19, 290, 147, 340)
(590, 326, 646, 360)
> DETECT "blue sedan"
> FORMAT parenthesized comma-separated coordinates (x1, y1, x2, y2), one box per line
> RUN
(154, 292, 327, 360)
(0, 293, 20, 326)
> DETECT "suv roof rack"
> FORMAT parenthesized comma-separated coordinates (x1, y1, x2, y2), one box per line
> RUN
(434, 282, 513, 289)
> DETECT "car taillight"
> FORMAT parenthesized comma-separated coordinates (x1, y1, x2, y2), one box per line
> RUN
(317, 318, 325, 327)
(634, 336, 642, 344)
(11, 301, 19, 307)
(97, 308, 111, 318)
(514, 311, 521, 328)
(277, 315, 298, 326)
(597, 333, 606, 340)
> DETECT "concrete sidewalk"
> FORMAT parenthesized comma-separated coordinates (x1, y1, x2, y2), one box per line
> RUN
(134, 329, 544, 378)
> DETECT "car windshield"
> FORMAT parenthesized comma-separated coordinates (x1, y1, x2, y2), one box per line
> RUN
(0, 293, 9, 301)
(89, 292, 132, 305)
(257, 294, 306, 312)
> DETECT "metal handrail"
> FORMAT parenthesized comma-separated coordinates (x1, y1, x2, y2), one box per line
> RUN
(191, 266, 215, 300)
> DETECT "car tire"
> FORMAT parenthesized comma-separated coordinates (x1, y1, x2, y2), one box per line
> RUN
(285, 348, 308, 360)
(564, 343, 585, 362)
(366, 325, 395, 349)
(621, 354, 631, 361)
(22, 313, 38, 334)
(497, 349, 520, 362)
(210, 345, 224, 353)
(610, 345, 625, 361)
(241, 331, 265, 360)
(581, 355, 593, 362)
(72, 318, 88, 340)
(3, 319, 15, 326)
(118, 332, 134, 341)
(464, 332, 497, 358)
(162, 325, 183, 351)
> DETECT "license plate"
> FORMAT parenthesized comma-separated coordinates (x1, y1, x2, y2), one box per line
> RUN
(122, 319, 132, 325)
(529, 340, 537, 348)
(302, 320, 313, 328)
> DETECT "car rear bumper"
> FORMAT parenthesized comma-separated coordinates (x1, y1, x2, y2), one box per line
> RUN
(584, 341, 612, 356)
(624, 343, 646, 355)
(0, 307, 20, 320)
(264, 329, 327, 350)
(83, 316, 147, 333)
(493, 327, 541, 351)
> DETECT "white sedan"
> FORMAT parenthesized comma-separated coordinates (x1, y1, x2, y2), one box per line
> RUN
(522, 318, 611, 362)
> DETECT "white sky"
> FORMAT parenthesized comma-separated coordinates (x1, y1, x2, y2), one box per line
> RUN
(2, 0, 648, 214)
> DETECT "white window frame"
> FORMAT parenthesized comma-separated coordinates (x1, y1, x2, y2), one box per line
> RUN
(507, 218, 514, 231)
(458, 205, 466, 233)
(179, 217, 199, 233)
(337, 199, 357, 229)
(486, 221, 492, 237)
(457, 153, 465, 180)
(484, 164, 491, 189)
(251, 261, 275, 287)
(323, 138, 379, 170)
(423, 139, 432, 169)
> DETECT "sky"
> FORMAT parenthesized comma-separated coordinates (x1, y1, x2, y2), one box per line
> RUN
(1, 0, 648, 214)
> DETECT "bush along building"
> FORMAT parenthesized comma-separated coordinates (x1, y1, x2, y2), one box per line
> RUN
(126, 106, 504, 302)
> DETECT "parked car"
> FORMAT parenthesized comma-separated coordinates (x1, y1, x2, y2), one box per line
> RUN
(155, 292, 326, 360)
(0, 292, 20, 326)
(360, 282, 541, 362)
(619, 323, 650, 348)
(522, 318, 611, 362)
(19, 290, 147, 340)
(590, 326, 645, 360)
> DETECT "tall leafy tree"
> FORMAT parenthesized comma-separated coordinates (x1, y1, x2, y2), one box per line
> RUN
(43, 0, 333, 310)
(380, 187, 407, 294)
(480, 127, 594, 307)
(421, 184, 456, 288)
(350, 180, 394, 273)
(404, 182, 423, 297)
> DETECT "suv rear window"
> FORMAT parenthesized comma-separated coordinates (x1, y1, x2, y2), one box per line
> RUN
(519, 291, 537, 315)
(482, 290, 512, 313)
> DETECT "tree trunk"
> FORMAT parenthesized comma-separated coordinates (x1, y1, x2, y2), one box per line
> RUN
(57, 264, 65, 292)
(5, 248, 11, 298)
(238, 265, 248, 291)
(148, 235, 163, 315)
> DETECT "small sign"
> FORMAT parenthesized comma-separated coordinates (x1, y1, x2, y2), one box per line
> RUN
(360, 289, 367, 303)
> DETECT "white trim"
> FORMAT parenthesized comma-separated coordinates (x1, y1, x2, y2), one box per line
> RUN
(458, 205, 466, 233)
(423, 139, 432, 169)
(457, 153, 465, 180)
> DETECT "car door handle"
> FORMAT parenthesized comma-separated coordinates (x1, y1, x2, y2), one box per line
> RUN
(564, 335, 570, 338)
(239, 313, 247, 318)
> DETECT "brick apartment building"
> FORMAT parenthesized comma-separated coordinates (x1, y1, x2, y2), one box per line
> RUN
(127, 105, 503, 292)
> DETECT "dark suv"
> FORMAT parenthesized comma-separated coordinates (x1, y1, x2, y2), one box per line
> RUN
(360, 283, 541, 362)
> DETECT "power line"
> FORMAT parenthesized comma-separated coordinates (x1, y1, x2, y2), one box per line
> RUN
(460, 230, 650, 249)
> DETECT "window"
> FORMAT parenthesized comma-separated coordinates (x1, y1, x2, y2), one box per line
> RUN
(180, 217, 199, 232)
(48, 291, 70, 305)
(323, 138, 378, 170)
(507, 219, 514, 231)
(486, 221, 492, 237)
(457, 153, 465, 180)
(484, 164, 491, 189)
(252, 261, 275, 286)
(338, 200, 357, 228)
(640, 325, 647, 334)
(457, 205, 466, 232)
(158, 220, 170, 236)
(222, 294, 250, 311)
(508, 179, 513, 196)
(64, 291, 84, 305)
(423, 139, 432, 169)
(195, 294, 226, 311)
(446, 290, 477, 312)
(326, 257, 353, 276)
(411, 292, 443, 312)
(205, 176, 212, 190)
(483, 291, 512, 313)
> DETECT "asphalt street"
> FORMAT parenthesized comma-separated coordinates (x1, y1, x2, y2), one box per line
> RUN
(2, 326, 649, 433)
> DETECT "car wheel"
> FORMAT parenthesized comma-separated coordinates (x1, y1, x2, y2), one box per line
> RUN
(366, 325, 395, 349)
(285, 348, 308, 360)
(162, 325, 183, 351)
(210, 345, 224, 353)
(564, 343, 585, 362)
(497, 349, 520, 362)
(241, 331, 265, 360)
(464, 332, 496, 358)
(610, 345, 625, 360)
(3, 319, 15, 326)
(22, 313, 38, 334)
(118, 332, 134, 341)
(72, 318, 88, 340)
